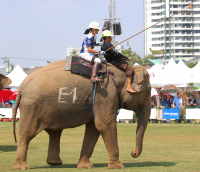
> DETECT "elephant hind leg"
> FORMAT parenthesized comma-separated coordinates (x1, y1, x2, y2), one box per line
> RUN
(77, 121, 100, 169)
(13, 135, 33, 170)
(45, 129, 63, 165)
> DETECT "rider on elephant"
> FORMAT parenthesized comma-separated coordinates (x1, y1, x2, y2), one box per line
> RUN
(100, 30, 136, 93)
(80, 21, 105, 82)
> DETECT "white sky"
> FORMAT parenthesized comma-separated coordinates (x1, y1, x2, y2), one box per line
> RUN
(0, 0, 144, 68)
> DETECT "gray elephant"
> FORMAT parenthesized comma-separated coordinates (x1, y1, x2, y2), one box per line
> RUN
(12, 60, 151, 170)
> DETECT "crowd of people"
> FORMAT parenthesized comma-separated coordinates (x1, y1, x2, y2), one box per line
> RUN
(151, 93, 198, 109)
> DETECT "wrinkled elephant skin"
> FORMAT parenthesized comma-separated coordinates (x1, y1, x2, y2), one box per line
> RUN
(12, 60, 151, 170)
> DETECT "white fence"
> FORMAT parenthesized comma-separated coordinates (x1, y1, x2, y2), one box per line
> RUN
(0, 108, 20, 118)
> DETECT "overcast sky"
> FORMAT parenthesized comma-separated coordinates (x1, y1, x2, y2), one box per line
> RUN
(0, 0, 144, 68)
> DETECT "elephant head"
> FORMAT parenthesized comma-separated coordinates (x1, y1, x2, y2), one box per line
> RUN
(122, 65, 151, 158)
(0, 74, 12, 90)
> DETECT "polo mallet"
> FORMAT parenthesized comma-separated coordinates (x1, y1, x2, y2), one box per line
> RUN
(105, 2, 192, 52)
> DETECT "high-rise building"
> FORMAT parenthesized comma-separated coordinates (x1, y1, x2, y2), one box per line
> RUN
(144, 0, 200, 60)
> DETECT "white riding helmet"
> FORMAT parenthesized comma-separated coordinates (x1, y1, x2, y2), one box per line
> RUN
(102, 30, 113, 37)
(89, 21, 101, 30)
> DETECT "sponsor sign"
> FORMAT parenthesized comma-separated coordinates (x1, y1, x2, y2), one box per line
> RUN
(162, 108, 180, 119)
(186, 109, 200, 119)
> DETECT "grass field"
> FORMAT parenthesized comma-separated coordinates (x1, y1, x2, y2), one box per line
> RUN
(0, 122, 200, 172)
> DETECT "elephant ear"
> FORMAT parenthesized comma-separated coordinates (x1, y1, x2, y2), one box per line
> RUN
(133, 68, 144, 84)
(0, 74, 12, 90)
(132, 67, 144, 92)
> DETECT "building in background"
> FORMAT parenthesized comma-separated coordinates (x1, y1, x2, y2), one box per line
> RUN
(66, 47, 81, 57)
(144, 0, 200, 60)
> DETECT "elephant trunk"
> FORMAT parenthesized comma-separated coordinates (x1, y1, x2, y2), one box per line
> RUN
(131, 104, 151, 158)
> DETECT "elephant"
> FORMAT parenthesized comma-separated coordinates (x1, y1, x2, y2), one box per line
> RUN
(0, 74, 12, 90)
(12, 60, 151, 170)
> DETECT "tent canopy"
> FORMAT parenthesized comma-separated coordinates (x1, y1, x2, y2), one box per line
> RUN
(150, 58, 195, 87)
(6, 65, 28, 88)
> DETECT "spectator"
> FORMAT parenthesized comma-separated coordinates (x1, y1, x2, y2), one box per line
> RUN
(188, 95, 197, 108)
(172, 93, 182, 109)
(170, 96, 174, 105)
(172, 93, 182, 123)
(162, 94, 172, 108)
(151, 96, 157, 108)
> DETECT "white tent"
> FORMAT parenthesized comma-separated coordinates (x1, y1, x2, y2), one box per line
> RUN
(176, 59, 194, 85)
(163, 58, 177, 71)
(191, 62, 200, 73)
(150, 58, 194, 87)
(151, 88, 158, 97)
(147, 63, 163, 78)
(6, 65, 28, 89)
(190, 62, 200, 85)
(177, 60, 191, 74)
(134, 62, 140, 66)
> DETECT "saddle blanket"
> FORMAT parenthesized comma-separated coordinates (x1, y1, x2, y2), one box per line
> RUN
(65, 56, 107, 78)
(65, 56, 92, 78)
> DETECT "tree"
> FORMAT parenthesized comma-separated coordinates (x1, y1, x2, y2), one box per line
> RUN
(187, 62, 197, 68)
(70, 50, 78, 57)
(121, 49, 143, 66)
(142, 54, 157, 66)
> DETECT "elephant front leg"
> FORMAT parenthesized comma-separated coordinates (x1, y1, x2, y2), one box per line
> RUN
(95, 117, 124, 169)
(77, 121, 100, 169)
(45, 129, 63, 165)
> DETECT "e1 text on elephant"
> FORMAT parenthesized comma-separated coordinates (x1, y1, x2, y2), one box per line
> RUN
(12, 60, 151, 170)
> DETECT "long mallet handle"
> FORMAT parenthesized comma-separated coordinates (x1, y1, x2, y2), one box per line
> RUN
(106, 2, 192, 52)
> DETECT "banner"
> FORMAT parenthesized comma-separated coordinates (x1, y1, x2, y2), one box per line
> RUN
(117, 109, 133, 122)
(186, 109, 200, 119)
(162, 108, 180, 119)
(150, 108, 156, 119)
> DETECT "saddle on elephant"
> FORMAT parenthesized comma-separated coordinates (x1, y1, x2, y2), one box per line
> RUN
(65, 56, 110, 80)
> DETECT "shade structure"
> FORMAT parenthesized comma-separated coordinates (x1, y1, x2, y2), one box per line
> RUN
(0, 89, 14, 102)
(150, 58, 194, 87)
(6, 65, 28, 88)
(147, 63, 163, 79)
(151, 88, 158, 97)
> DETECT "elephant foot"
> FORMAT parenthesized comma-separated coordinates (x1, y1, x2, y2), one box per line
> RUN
(47, 157, 63, 165)
(12, 162, 30, 170)
(77, 160, 94, 169)
(108, 160, 124, 169)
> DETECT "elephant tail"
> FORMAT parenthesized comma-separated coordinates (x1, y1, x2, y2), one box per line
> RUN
(12, 91, 22, 143)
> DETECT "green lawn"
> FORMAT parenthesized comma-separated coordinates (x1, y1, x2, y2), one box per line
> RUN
(0, 122, 200, 172)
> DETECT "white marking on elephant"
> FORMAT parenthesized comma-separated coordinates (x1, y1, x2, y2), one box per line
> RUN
(58, 87, 77, 104)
